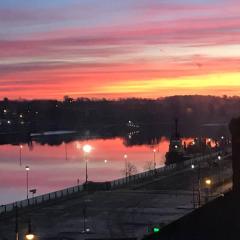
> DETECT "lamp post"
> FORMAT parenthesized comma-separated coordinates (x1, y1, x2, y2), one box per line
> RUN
(191, 164, 195, 208)
(153, 149, 156, 170)
(217, 154, 222, 186)
(82, 144, 92, 184)
(25, 219, 35, 240)
(82, 144, 92, 234)
(124, 154, 128, 178)
(205, 178, 212, 203)
(25, 166, 30, 199)
(15, 204, 19, 240)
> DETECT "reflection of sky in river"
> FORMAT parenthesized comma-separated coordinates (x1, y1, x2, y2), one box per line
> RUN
(0, 137, 171, 204)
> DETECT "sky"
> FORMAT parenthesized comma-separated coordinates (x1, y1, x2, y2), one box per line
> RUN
(0, 0, 240, 99)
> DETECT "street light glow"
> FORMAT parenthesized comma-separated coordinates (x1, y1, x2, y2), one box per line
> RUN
(191, 164, 195, 169)
(205, 179, 211, 185)
(124, 154, 128, 159)
(83, 144, 92, 153)
(25, 234, 35, 240)
(25, 166, 30, 171)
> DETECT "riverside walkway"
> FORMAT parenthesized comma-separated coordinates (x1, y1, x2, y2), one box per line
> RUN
(0, 150, 232, 240)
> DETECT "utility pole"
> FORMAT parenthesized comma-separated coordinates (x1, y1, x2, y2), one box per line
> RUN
(197, 161, 201, 207)
(15, 204, 19, 240)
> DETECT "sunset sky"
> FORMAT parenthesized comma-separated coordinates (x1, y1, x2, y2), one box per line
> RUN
(1, 0, 240, 99)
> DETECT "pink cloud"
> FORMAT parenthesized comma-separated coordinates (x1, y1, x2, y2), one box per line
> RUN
(1, 15, 239, 57)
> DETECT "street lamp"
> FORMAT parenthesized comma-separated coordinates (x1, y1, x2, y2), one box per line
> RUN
(82, 144, 92, 234)
(124, 154, 128, 178)
(205, 179, 211, 185)
(25, 233, 34, 240)
(15, 205, 19, 240)
(205, 178, 212, 203)
(25, 220, 35, 240)
(82, 144, 92, 184)
(153, 149, 156, 170)
(191, 163, 196, 208)
(25, 166, 30, 199)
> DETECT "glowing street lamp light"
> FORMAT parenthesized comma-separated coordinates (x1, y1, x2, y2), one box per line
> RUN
(25, 220, 35, 240)
(205, 179, 211, 186)
(218, 154, 222, 161)
(83, 144, 92, 154)
(25, 233, 34, 240)
(82, 144, 92, 184)
(25, 166, 30, 199)
(205, 178, 212, 203)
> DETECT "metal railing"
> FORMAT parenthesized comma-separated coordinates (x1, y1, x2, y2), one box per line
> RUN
(0, 185, 84, 214)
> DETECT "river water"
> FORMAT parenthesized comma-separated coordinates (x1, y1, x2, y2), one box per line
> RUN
(0, 136, 173, 204)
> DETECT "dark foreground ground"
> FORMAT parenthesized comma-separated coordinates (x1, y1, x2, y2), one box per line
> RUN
(144, 190, 240, 240)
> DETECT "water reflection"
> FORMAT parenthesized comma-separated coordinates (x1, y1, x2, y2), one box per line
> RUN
(0, 137, 170, 204)
(0, 123, 229, 204)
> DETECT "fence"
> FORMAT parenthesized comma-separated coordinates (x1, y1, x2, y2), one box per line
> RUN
(110, 150, 232, 189)
(0, 185, 84, 214)
(0, 149, 232, 215)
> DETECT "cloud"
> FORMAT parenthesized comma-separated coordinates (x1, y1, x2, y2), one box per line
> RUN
(0, 0, 239, 99)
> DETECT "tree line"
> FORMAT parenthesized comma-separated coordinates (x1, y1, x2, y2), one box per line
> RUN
(0, 95, 239, 133)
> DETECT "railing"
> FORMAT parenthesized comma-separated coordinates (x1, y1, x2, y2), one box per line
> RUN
(110, 150, 232, 189)
(0, 185, 84, 214)
(0, 149, 232, 215)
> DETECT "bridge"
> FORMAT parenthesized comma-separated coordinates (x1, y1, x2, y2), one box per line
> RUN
(0, 149, 232, 240)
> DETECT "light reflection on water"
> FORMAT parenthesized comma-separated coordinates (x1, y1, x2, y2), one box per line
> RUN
(0, 137, 171, 204)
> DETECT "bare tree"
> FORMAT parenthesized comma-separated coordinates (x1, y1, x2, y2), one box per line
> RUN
(143, 160, 155, 171)
(123, 162, 137, 177)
